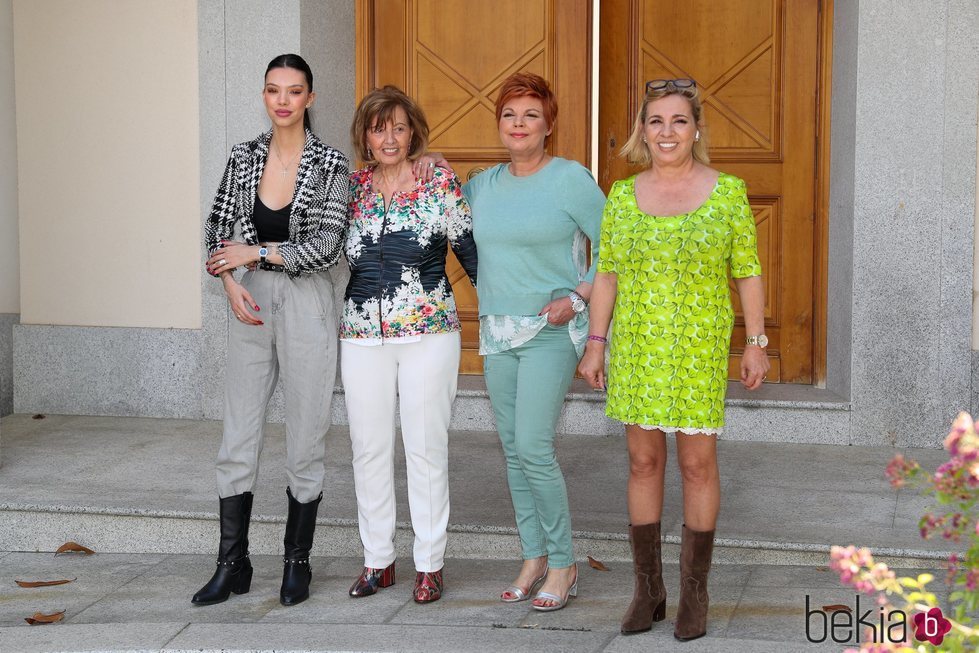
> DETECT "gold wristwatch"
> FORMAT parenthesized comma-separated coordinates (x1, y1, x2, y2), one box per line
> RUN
(745, 334, 769, 348)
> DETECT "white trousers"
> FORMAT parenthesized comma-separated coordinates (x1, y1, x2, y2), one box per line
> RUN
(341, 332, 460, 572)
(216, 269, 338, 504)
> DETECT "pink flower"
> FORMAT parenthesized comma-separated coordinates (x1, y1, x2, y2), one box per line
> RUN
(966, 568, 978, 591)
(855, 547, 872, 566)
(869, 562, 894, 584)
(885, 454, 918, 487)
(945, 412, 971, 453)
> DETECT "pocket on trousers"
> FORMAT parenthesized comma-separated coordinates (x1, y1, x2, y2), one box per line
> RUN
(305, 273, 336, 320)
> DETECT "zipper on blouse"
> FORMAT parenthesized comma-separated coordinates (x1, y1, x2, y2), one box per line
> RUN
(376, 198, 391, 341)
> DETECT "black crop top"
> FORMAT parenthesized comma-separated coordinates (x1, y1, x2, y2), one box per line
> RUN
(253, 195, 291, 243)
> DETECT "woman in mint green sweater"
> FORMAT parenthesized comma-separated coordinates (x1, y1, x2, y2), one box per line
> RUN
(464, 73, 605, 612)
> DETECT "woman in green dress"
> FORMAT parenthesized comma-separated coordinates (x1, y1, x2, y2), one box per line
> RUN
(578, 79, 768, 641)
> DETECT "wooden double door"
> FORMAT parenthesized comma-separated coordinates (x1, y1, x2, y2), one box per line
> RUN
(357, 0, 825, 384)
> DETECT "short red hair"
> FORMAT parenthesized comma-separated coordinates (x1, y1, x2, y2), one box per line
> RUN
(494, 72, 558, 130)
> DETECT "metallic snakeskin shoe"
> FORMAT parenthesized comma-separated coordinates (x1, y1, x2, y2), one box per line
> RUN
(413, 569, 443, 603)
(348, 562, 396, 598)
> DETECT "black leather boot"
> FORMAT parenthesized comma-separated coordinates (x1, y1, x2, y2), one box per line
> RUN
(280, 487, 322, 606)
(191, 492, 254, 606)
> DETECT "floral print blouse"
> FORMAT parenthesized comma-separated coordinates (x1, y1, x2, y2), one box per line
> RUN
(341, 166, 477, 341)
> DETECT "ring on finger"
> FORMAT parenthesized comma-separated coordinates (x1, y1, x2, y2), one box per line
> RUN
(219, 259, 227, 266)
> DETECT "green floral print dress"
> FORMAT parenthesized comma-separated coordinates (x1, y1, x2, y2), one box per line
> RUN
(597, 173, 762, 435)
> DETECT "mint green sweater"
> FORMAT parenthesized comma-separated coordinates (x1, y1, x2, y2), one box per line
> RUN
(464, 158, 606, 316)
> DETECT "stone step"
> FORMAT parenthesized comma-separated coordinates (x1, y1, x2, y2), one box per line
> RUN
(0, 503, 948, 570)
(0, 414, 951, 571)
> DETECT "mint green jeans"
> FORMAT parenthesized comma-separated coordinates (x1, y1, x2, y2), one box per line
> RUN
(484, 324, 579, 569)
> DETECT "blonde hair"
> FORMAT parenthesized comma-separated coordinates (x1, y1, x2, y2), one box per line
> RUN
(620, 83, 709, 167)
(351, 85, 429, 165)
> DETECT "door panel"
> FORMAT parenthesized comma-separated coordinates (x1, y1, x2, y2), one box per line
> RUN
(357, 0, 591, 373)
(599, 0, 819, 383)
(358, 0, 823, 383)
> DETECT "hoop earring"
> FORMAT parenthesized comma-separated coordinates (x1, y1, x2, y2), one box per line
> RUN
(695, 130, 700, 142)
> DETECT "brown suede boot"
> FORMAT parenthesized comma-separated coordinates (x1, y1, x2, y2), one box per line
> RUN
(674, 525, 714, 641)
(620, 522, 667, 635)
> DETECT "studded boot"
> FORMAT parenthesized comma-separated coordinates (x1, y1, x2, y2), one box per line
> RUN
(279, 487, 322, 606)
(191, 492, 254, 605)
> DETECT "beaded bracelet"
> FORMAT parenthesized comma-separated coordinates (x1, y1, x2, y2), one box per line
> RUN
(587, 335, 608, 343)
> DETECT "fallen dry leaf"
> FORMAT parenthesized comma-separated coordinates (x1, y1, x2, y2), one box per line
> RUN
(25, 610, 65, 625)
(821, 604, 852, 612)
(587, 555, 609, 571)
(54, 542, 95, 556)
(32, 414, 45, 420)
(15, 578, 76, 588)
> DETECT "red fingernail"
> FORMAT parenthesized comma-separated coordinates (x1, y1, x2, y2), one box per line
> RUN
(255, 305, 260, 311)
(257, 321, 264, 325)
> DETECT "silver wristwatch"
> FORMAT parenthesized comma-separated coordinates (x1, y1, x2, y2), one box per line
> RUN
(745, 334, 769, 348)
(258, 246, 269, 264)
(568, 291, 587, 314)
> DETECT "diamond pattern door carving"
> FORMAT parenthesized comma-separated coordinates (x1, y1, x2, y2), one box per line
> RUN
(600, 0, 821, 383)
(357, 0, 591, 374)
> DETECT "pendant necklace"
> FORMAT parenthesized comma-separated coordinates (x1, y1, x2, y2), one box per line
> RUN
(272, 140, 302, 176)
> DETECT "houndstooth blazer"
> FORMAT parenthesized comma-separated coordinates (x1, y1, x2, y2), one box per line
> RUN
(204, 129, 349, 277)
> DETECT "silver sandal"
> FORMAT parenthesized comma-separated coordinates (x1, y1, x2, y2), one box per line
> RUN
(531, 566, 578, 612)
(500, 568, 548, 603)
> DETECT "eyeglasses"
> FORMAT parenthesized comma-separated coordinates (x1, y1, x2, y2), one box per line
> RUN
(645, 78, 697, 92)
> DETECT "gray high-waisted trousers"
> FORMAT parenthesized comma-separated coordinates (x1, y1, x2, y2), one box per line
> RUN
(215, 268, 338, 503)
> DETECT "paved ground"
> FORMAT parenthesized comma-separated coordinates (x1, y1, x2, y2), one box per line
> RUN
(0, 552, 938, 653)
(0, 413, 963, 652)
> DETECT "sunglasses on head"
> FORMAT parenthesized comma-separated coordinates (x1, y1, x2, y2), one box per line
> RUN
(645, 78, 697, 92)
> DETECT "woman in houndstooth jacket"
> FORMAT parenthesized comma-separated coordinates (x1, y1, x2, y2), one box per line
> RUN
(193, 54, 349, 608)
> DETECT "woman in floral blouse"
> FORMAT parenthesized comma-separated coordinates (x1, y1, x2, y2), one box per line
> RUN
(341, 85, 477, 604)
